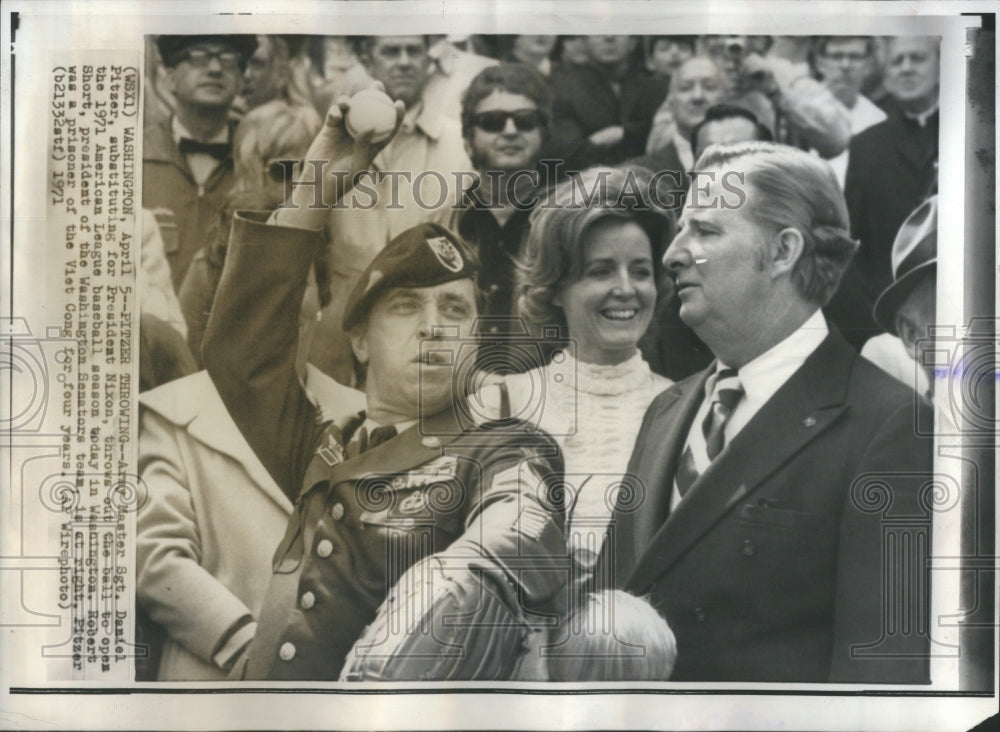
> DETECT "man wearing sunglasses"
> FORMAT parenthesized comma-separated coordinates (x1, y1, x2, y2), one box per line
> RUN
(451, 64, 550, 372)
(144, 35, 257, 291)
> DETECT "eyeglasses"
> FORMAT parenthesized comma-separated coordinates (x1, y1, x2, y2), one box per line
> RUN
(175, 48, 243, 70)
(472, 109, 545, 133)
(822, 52, 868, 64)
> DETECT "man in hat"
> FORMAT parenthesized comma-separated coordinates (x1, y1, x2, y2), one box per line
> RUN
(602, 142, 933, 683)
(861, 196, 937, 398)
(200, 97, 566, 681)
(144, 34, 257, 290)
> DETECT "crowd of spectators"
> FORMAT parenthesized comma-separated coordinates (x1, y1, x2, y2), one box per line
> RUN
(140, 32, 939, 389)
(136, 32, 941, 683)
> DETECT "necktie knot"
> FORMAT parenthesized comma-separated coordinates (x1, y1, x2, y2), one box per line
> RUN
(702, 368, 744, 462)
(178, 137, 231, 160)
(368, 425, 398, 449)
(676, 369, 745, 501)
(710, 368, 744, 413)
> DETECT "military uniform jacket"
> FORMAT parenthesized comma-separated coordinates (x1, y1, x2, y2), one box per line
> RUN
(203, 213, 566, 680)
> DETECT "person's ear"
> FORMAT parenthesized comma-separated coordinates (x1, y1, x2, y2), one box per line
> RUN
(896, 313, 920, 362)
(769, 227, 805, 278)
(358, 45, 373, 72)
(163, 65, 178, 95)
(350, 326, 370, 365)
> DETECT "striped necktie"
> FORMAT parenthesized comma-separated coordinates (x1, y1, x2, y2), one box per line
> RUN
(346, 424, 399, 459)
(675, 368, 744, 498)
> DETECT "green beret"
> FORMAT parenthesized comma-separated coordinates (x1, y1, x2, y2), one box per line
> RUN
(342, 223, 479, 331)
(156, 35, 258, 67)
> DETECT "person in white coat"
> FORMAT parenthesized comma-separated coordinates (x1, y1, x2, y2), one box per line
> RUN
(136, 270, 365, 680)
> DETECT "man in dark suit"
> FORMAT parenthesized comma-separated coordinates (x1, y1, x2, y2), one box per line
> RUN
(602, 141, 934, 683)
(144, 35, 256, 290)
(547, 35, 668, 173)
(845, 36, 939, 307)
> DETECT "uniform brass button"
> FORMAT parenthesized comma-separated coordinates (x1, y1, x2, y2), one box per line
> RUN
(316, 539, 334, 558)
(330, 503, 345, 520)
(279, 642, 296, 661)
(421, 436, 441, 448)
(742, 539, 756, 557)
(300, 591, 315, 610)
(802, 416, 817, 428)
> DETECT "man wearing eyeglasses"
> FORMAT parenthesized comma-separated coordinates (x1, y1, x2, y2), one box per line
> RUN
(450, 63, 550, 372)
(144, 35, 257, 291)
(814, 37, 886, 188)
(308, 35, 472, 387)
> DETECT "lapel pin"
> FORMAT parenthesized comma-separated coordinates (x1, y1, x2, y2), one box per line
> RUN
(802, 416, 817, 428)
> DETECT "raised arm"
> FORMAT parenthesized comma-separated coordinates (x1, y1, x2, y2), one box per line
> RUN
(202, 89, 405, 497)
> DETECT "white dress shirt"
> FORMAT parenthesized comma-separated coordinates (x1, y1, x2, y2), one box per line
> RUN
(672, 308, 829, 509)
(171, 117, 229, 186)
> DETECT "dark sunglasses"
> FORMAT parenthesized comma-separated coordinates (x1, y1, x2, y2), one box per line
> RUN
(472, 109, 545, 133)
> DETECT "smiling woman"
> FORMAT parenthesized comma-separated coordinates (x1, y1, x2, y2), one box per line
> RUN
(505, 165, 676, 572)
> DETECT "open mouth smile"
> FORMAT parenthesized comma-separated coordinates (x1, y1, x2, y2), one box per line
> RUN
(601, 308, 639, 321)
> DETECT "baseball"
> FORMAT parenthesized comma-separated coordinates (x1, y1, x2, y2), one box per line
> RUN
(345, 88, 398, 144)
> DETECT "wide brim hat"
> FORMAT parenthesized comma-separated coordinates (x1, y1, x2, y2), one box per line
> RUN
(872, 196, 938, 335)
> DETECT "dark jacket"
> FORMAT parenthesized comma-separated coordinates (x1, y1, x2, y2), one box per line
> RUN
(548, 64, 668, 173)
(142, 116, 237, 291)
(844, 108, 939, 303)
(600, 331, 934, 683)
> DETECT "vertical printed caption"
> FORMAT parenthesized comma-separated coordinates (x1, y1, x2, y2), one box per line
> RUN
(44, 55, 142, 680)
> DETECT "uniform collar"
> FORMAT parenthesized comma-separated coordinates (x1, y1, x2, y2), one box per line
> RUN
(900, 104, 939, 128)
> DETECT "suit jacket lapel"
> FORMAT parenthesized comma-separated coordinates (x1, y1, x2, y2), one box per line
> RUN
(627, 372, 708, 551)
(625, 333, 855, 593)
(601, 368, 710, 582)
(141, 372, 295, 514)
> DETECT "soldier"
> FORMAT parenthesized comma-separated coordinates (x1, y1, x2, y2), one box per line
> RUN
(201, 93, 567, 681)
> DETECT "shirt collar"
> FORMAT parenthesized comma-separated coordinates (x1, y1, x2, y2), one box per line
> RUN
(719, 308, 829, 407)
(363, 416, 417, 434)
(428, 39, 456, 76)
(171, 115, 230, 145)
(397, 100, 443, 142)
(902, 103, 939, 128)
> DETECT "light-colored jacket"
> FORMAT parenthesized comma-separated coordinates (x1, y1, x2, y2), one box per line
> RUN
(137, 367, 365, 680)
